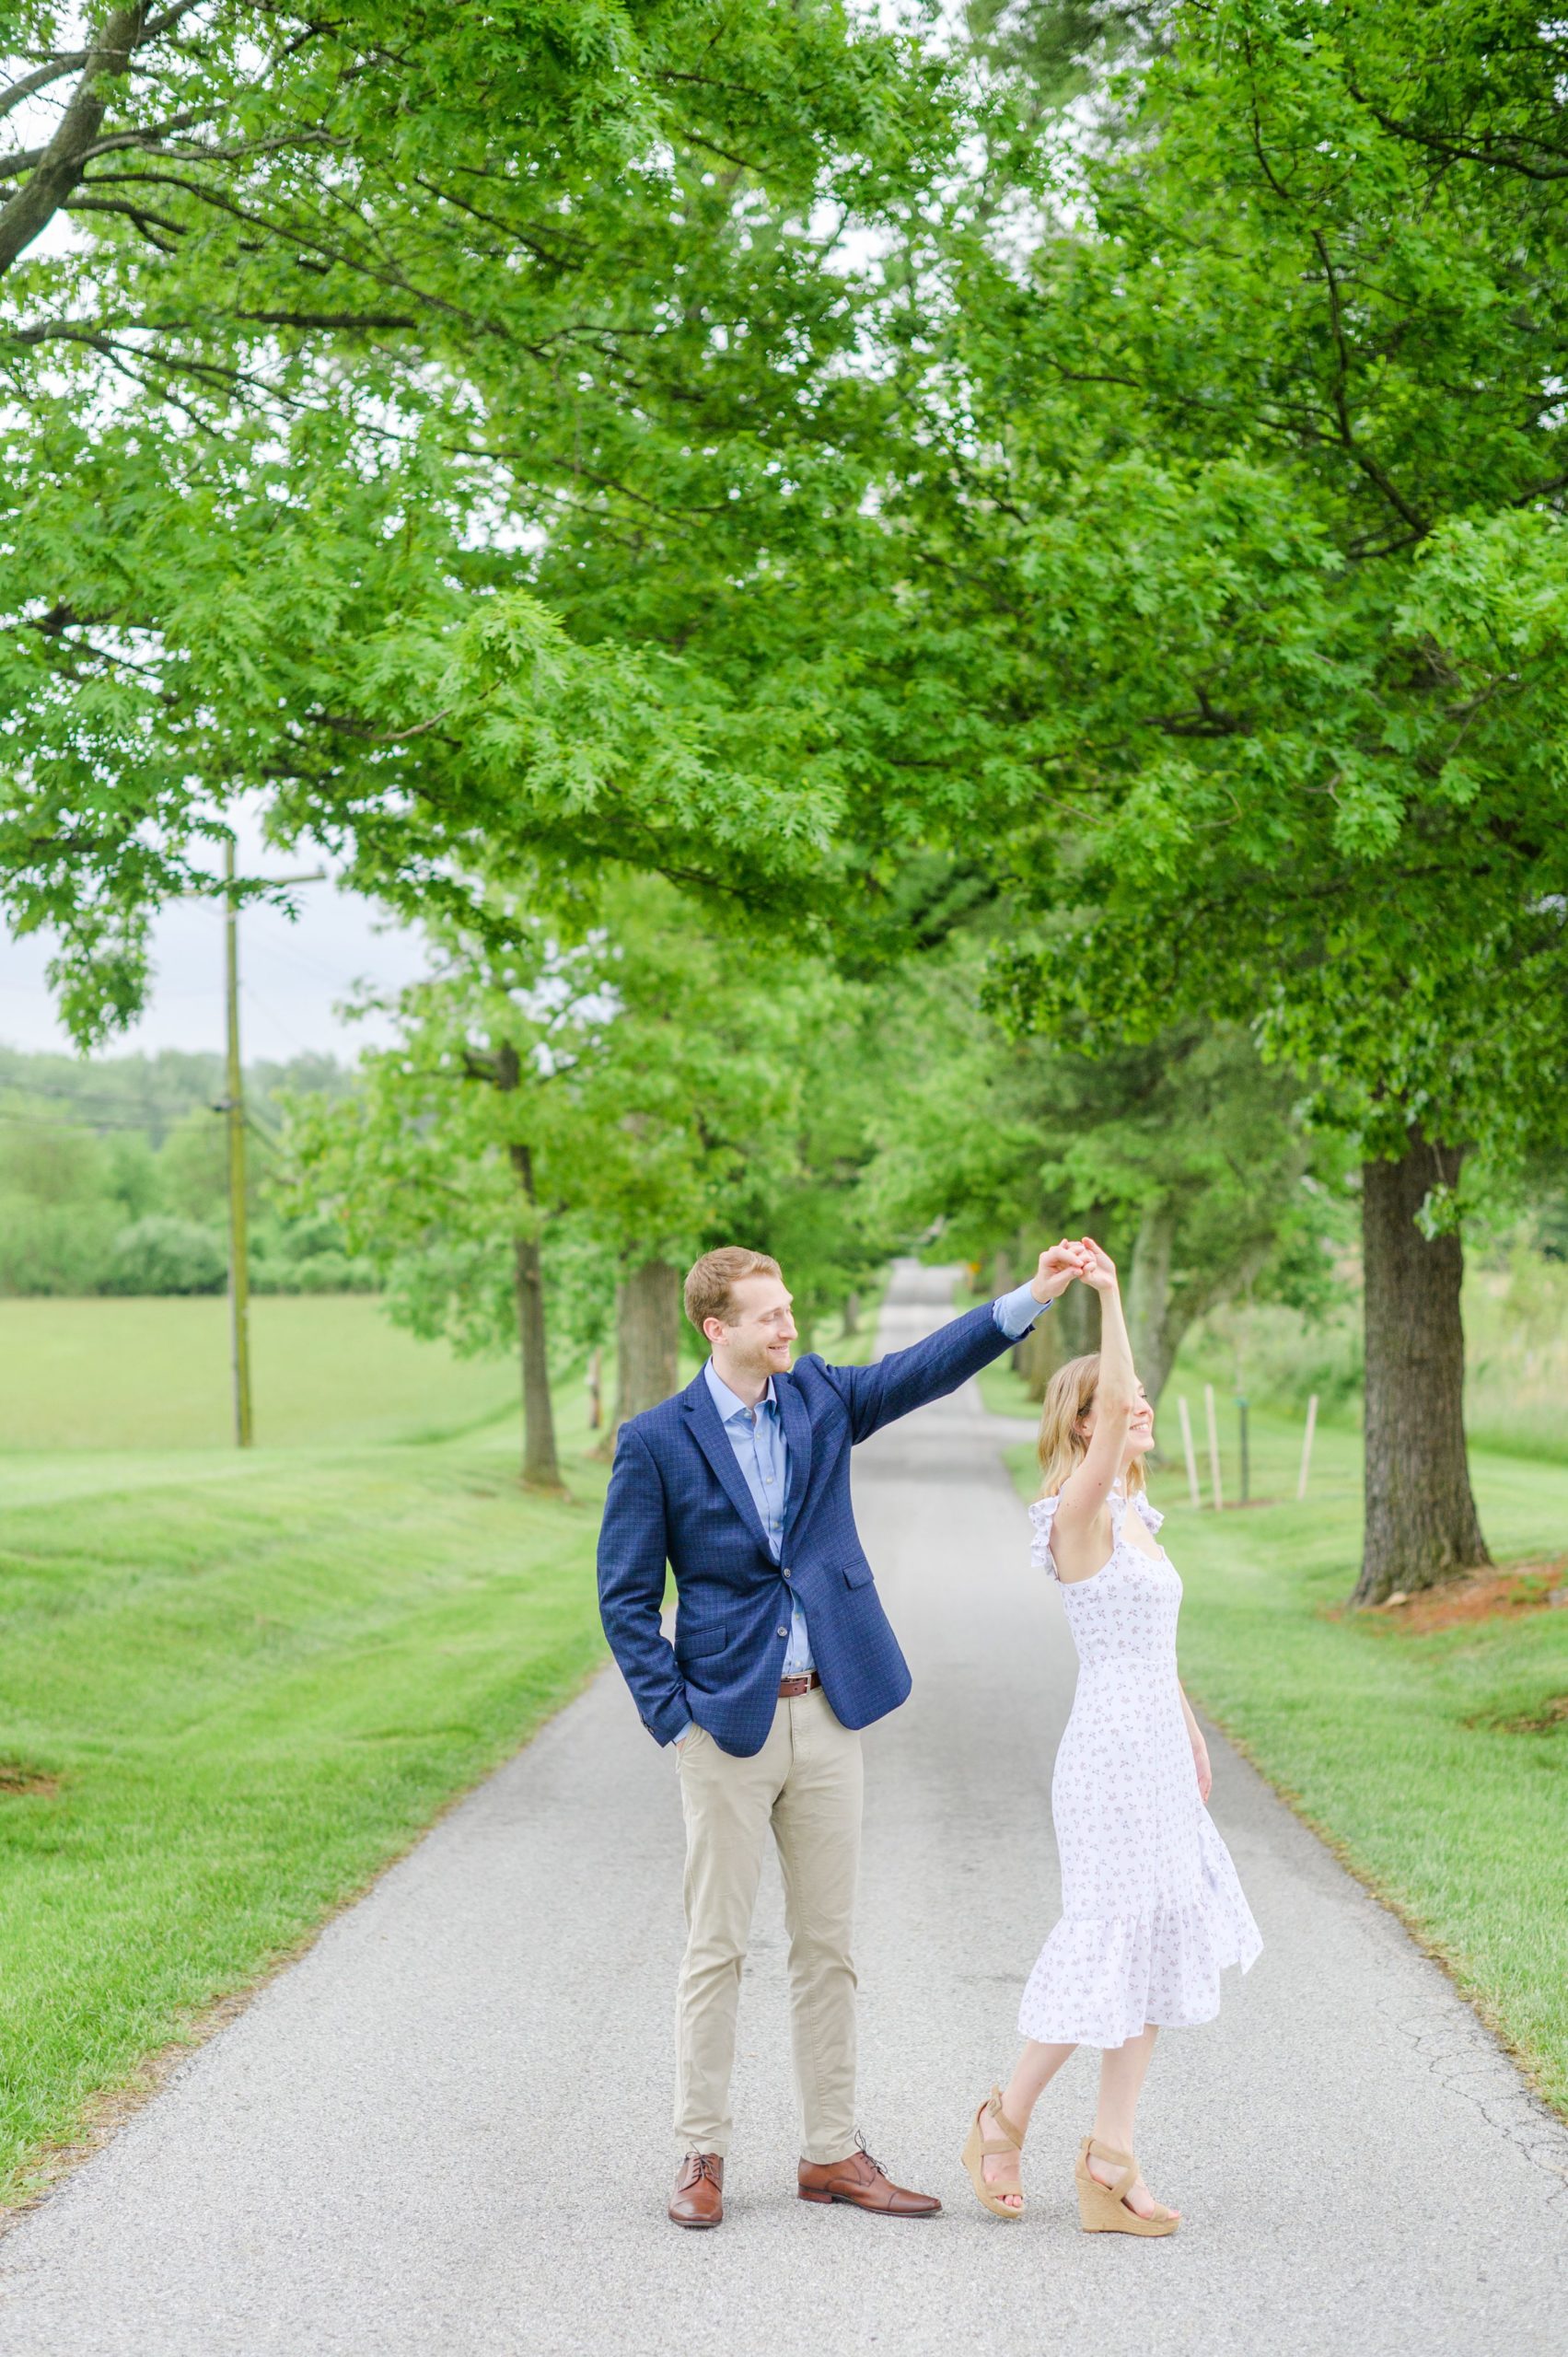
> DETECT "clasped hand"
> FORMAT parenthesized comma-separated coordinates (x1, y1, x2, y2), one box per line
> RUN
(1029, 1236, 1114, 1303)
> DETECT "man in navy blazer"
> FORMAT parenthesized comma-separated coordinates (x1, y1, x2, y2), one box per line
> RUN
(597, 1239, 1088, 2227)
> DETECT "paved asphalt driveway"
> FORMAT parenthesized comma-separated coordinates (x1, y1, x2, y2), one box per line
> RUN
(0, 1263, 1562, 2355)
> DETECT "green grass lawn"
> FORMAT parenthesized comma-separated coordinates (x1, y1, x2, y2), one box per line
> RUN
(982, 1350, 1568, 2118)
(0, 1295, 525, 1452)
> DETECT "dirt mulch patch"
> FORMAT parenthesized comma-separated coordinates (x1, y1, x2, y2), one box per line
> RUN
(1368, 1560, 1568, 1634)
(1483, 1694, 1568, 1735)
(0, 1762, 60, 1799)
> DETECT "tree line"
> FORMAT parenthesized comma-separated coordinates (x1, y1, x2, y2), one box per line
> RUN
(269, 885, 1346, 1492)
(5, 1, 1567, 1600)
(0, 1044, 365, 1295)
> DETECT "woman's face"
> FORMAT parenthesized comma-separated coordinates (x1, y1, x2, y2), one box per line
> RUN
(1078, 1381, 1156, 1458)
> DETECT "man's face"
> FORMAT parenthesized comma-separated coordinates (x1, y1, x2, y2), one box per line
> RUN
(708, 1273, 797, 1380)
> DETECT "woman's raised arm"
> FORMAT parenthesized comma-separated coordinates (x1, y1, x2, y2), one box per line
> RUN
(1053, 1239, 1137, 1556)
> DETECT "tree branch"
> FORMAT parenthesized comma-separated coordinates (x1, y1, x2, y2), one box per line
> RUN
(1342, 77, 1568, 183)
(1309, 229, 1429, 537)
(0, 6, 151, 277)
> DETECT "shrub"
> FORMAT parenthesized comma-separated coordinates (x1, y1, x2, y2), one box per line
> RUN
(0, 1197, 120, 1295)
(104, 1217, 227, 1296)
(276, 1250, 377, 1295)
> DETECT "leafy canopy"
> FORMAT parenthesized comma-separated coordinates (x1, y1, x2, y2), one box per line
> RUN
(845, 0, 1568, 1177)
(1, 2, 953, 1038)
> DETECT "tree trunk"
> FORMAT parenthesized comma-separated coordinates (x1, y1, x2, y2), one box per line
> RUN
(1013, 1311, 1059, 1402)
(842, 1291, 861, 1339)
(1055, 1266, 1098, 1362)
(611, 1257, 682, 1437)
(1353, 1134, 1489, 1605)
(509, 1141, 563, 1493)
(1126, 1198, 1179, 1411)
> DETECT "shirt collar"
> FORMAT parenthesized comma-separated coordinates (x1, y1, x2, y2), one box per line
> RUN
(703, 1359, 777, 1424)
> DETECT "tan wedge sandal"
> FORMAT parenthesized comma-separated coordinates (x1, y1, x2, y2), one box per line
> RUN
(1074, 2135, 1179, 2236)
(961, 2084, 1027, 2221)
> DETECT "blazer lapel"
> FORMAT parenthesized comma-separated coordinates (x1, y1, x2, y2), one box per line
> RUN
(776, 1374, 813, 1542)
(682, 1370, 770, 1549)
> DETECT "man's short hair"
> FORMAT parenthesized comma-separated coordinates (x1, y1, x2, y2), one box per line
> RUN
(683, 1247, 783, 1334)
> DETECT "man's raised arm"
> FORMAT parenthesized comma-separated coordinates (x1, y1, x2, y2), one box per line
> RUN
(828, 1243, 1088, 1444)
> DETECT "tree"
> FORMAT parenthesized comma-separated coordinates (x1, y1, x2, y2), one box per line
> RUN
(860, 940, 1338, 1406)
(103, 1214, 226, 1296)
(2, 4, 954, 1039)
(0, 1114, 122, 1293)
(281, 877, 821, 1473)
(712, 970, 904, 1352)
(834, 0, 1568, 1597)
(279, 918, 603, 1492)
(521, 883, 829, 1432)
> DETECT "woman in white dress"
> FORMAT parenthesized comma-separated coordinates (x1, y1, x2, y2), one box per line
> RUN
(961, 1238, 1260, 2235)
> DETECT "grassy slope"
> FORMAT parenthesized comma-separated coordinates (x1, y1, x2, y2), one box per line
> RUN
(981, 1350, 1568, 2116)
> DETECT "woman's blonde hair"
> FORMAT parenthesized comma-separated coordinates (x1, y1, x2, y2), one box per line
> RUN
(1036, 1351, 1146, 1500)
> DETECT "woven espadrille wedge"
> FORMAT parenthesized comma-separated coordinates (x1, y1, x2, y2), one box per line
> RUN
(961, 2085, 1027, 2220)
(1074, 2136, 1179, 2236)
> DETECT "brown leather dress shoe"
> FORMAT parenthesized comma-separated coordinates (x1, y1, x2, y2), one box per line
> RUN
(797, 2142, 941, 2217)
(669, 2152, 724, 2228)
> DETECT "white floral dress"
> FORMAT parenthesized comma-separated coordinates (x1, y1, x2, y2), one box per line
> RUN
(1018, 1484, 1261, 2049)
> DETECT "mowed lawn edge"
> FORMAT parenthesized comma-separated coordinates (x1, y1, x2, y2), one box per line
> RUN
(0, 1429, 613, 2208)
(991, 1394, 1568, 2122)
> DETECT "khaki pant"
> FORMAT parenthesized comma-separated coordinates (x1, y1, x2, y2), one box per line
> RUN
(674, 1685, 863, 2164)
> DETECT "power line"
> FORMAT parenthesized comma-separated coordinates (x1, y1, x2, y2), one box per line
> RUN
(0, 1074, 215, 1107)
(238, 978, 342, 1063)
(0, 1094, 293, 1137)
(0, 1109, 170, 1132)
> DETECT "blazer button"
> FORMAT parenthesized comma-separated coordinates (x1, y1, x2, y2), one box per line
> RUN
(782, 1566, 792, 1578)
(776, 1626, 788, 1639)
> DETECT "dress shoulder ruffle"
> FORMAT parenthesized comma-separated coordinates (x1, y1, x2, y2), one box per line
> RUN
(1027, 1492, 1062, 1578)
(1028, 1484, 1161, 1578)
(1130, 1488, 1164, 1536)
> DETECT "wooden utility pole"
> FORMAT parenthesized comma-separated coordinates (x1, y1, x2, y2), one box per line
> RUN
(218, 842, 325, 1449)
(222, 839, 254, 1449)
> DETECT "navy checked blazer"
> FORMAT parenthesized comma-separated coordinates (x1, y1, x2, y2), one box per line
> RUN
(596, 1299, 1018, 1758)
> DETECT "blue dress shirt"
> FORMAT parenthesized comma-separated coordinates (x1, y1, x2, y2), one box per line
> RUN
(671, 1277, 1047, 1744)
(704, 1357, 797, 1614)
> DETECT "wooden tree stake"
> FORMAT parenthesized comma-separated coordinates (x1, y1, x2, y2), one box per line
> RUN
(1177, 1395, 1201, 1507)
(1297, 1393, 1318, 1502)
(1204, 1382, 1224, 1511)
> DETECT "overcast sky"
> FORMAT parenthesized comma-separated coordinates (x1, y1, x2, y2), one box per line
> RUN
(0, 806, 433, 1066)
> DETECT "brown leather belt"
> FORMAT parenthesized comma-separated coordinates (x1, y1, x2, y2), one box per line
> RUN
(778, 1671, 821, 1699)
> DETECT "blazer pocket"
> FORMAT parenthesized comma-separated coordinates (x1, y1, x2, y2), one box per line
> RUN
(676, 1620, 727, 1658)
(841, 1562, 875, 1588)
